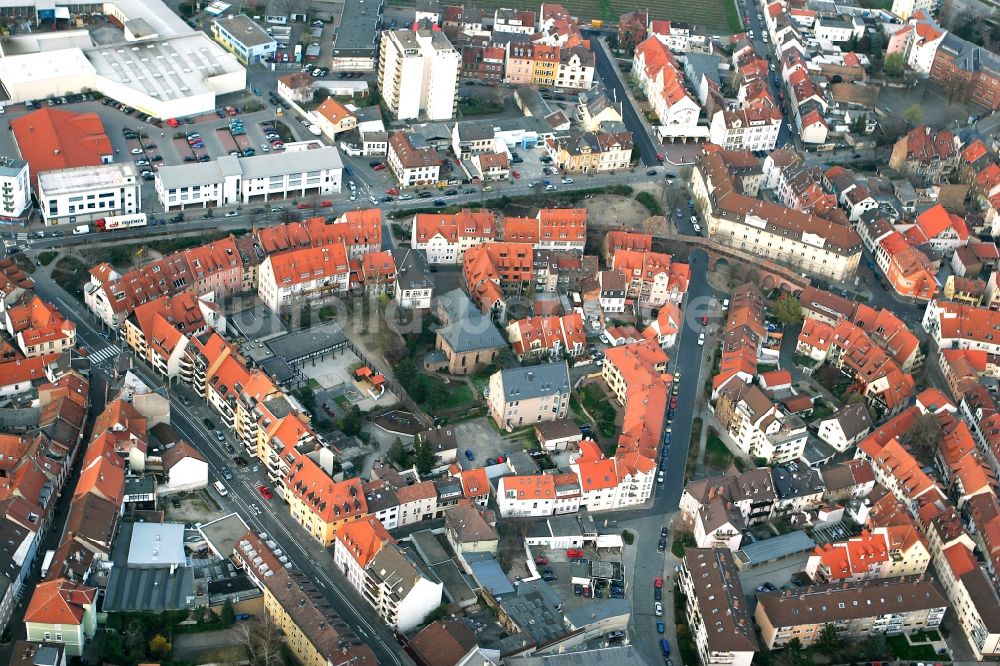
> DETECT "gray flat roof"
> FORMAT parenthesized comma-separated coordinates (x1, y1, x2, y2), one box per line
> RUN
(157, 148, 342, 190)
(265, 321, 348, 364)
(199, 513, 251, 559)
(470, 556, 516, 597)
(230, 306, 288, 340)
(332, 0, 383, 53)
(214, 14, 276, 49)
(735, 530, 816, 566)
(103, 565, 195, 611)
(506, 645, 644, 666)
(430, 559, 478, 606)
(128, 522, 186, 566)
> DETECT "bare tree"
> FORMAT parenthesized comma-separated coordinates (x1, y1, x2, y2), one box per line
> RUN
(231, 613, 284, 666)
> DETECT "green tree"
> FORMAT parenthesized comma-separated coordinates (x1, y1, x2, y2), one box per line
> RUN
(816, 623, 842, 653)
(148, 634, 172, 658)
(221, 598, 236, 625)
(884, 52, 904, 76)
(414, 436, 436, 475)
(903, 104, 923, 127)
(339, 405, 363, 437)
(771, 296, 804, 327)
(388, 438, 405, 465)
(905, 412, 942, 465)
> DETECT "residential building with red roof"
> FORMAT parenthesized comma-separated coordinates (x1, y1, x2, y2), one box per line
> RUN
(642, 302, 682, 348)
(332, 515, 393, 590)
(497, 474, 579, 517)
(505, 312, 586, 359)
(602, 230, 652, 263)
(311, 97, 357, 139)
(501, 208, 586, 252)
(889, 125, 959, 185)
(2, 297, 76, 359)
(120, 291, 221, 380)
(805, 530, 894, 583)
(0, 355, 61, 399)
(900, 204, 970, 255)
(715, 380, 808, 463)
(463, 241, 533, 318)
(874, 231, 938, 301)
(10, 109, 111, 189)
(411, 209, 496, 264)
(923, 299, 1000, 355)
(258, 244, 350, 314)
(633, 37, 703, 140)
(23, 579, 96, 655)
(649, 19, 692, 51)
(611, 249, 689, 307)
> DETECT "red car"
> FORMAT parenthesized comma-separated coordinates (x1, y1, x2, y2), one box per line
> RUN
(670, 396, 678, 408)
(701, 315, 709, 326)
(535, 556, 549, 565)
(257, 485, 273, 500)
(567, 548, 584, 559)
(296, 203, 310, 209)
(373, 163, 386, 171)
(655, 576, 663, 589)
(320, 200, 333, 207)
(386, 187, 400, 196)
(166, 118, 180, 127)
(512, 170, 521, 179)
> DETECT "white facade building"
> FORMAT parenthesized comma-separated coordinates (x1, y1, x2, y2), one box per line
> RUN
(257, 245, 351, 314)
(155, 147, 342, 209)
(378, 27, 460, 121)
(212, 15, 277, 65)
(0, 157, 30, 219)
(37, 163, 140, 226)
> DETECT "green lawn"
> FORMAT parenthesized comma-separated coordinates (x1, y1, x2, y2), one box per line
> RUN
(424, 376, 475, 410)
(887, 634, 950, 661)
(579, 384, 618, 438)
(51, 256, 89, 301)
(705, 434, 735, 470)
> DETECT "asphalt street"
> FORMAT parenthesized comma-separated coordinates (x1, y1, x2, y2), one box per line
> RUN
(590, 38, 659, 167)
(619, 249, 715, 665)
(27, 268, 413, 666)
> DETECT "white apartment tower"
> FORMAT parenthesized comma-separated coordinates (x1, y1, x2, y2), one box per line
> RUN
(0, 157, 29, 219)
(378, 26, 460, 121)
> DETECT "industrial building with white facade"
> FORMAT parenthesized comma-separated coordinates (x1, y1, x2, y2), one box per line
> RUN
(155, 145, 343, 210)
(0, 0, 246, 119)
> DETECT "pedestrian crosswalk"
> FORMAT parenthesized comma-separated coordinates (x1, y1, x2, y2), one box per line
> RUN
(88, 346, 120, 364)
(15, 233, 27, 244)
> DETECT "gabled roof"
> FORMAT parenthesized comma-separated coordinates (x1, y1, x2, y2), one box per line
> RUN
(24, 579, 95, 626)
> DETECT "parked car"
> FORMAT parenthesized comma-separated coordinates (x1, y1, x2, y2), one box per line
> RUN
(654, 602, 663, 616)
(465, 449, 475, 461)
(534, 556, 548, 565)
(203, 417, 215, 429)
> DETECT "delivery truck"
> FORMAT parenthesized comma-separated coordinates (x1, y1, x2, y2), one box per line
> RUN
(73, 224, 90, 235)
(94, 213, 148, 231)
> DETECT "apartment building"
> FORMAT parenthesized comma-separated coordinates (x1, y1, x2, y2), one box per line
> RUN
(633, 37, 703, 140)
(23, 580, 97, 656)
(257, 245, 350, 315)
(497, 474, 581, 517)
(814, 403, 873, 452)
(929, 34, 1000, 111)
(120, 292, 221, 379)
(411, 209, 496, 264)
(2, 296, 76, 359)
(506, 313, 587, 360)
(211, 14, 276, 65)
(487, 362, 570, 429)
(805, 530, 892, 583)
(333, 517, 443, 631)
(680, 548, 759, 666)
(463, 241, 534, 320)
(155, 148, 343, 210)
(715, 380, 807, 463)
(235, 531, 376, 665)
(546, 130, 632, 173)
(501, 208, 587, 252)
(923, 299, 1000, 355)
(755, 576, 947, 649)
(611, 249, 690, 307)
(393, 248, 433, 309)
(888, 125, 959, 185)
(691, 148, 862, 282)
(555, 46, 596, 90)
(0, 157, 30, 219)
(378, 26, 460, 121)
(387, 131, 442, 188)
(37, 164, 140, 227)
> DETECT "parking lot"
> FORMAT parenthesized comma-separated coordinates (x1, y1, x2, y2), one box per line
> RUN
(736, 551, 811, 598)
(526, 544, 628, 614)
(452, 418, 523, 467)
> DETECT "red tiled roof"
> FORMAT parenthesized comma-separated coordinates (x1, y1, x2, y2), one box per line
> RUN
(11, 109, 111, 185)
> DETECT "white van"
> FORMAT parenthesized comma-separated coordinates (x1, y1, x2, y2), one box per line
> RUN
(73, 225, 90, 235)
(213, 480, 229, 497)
